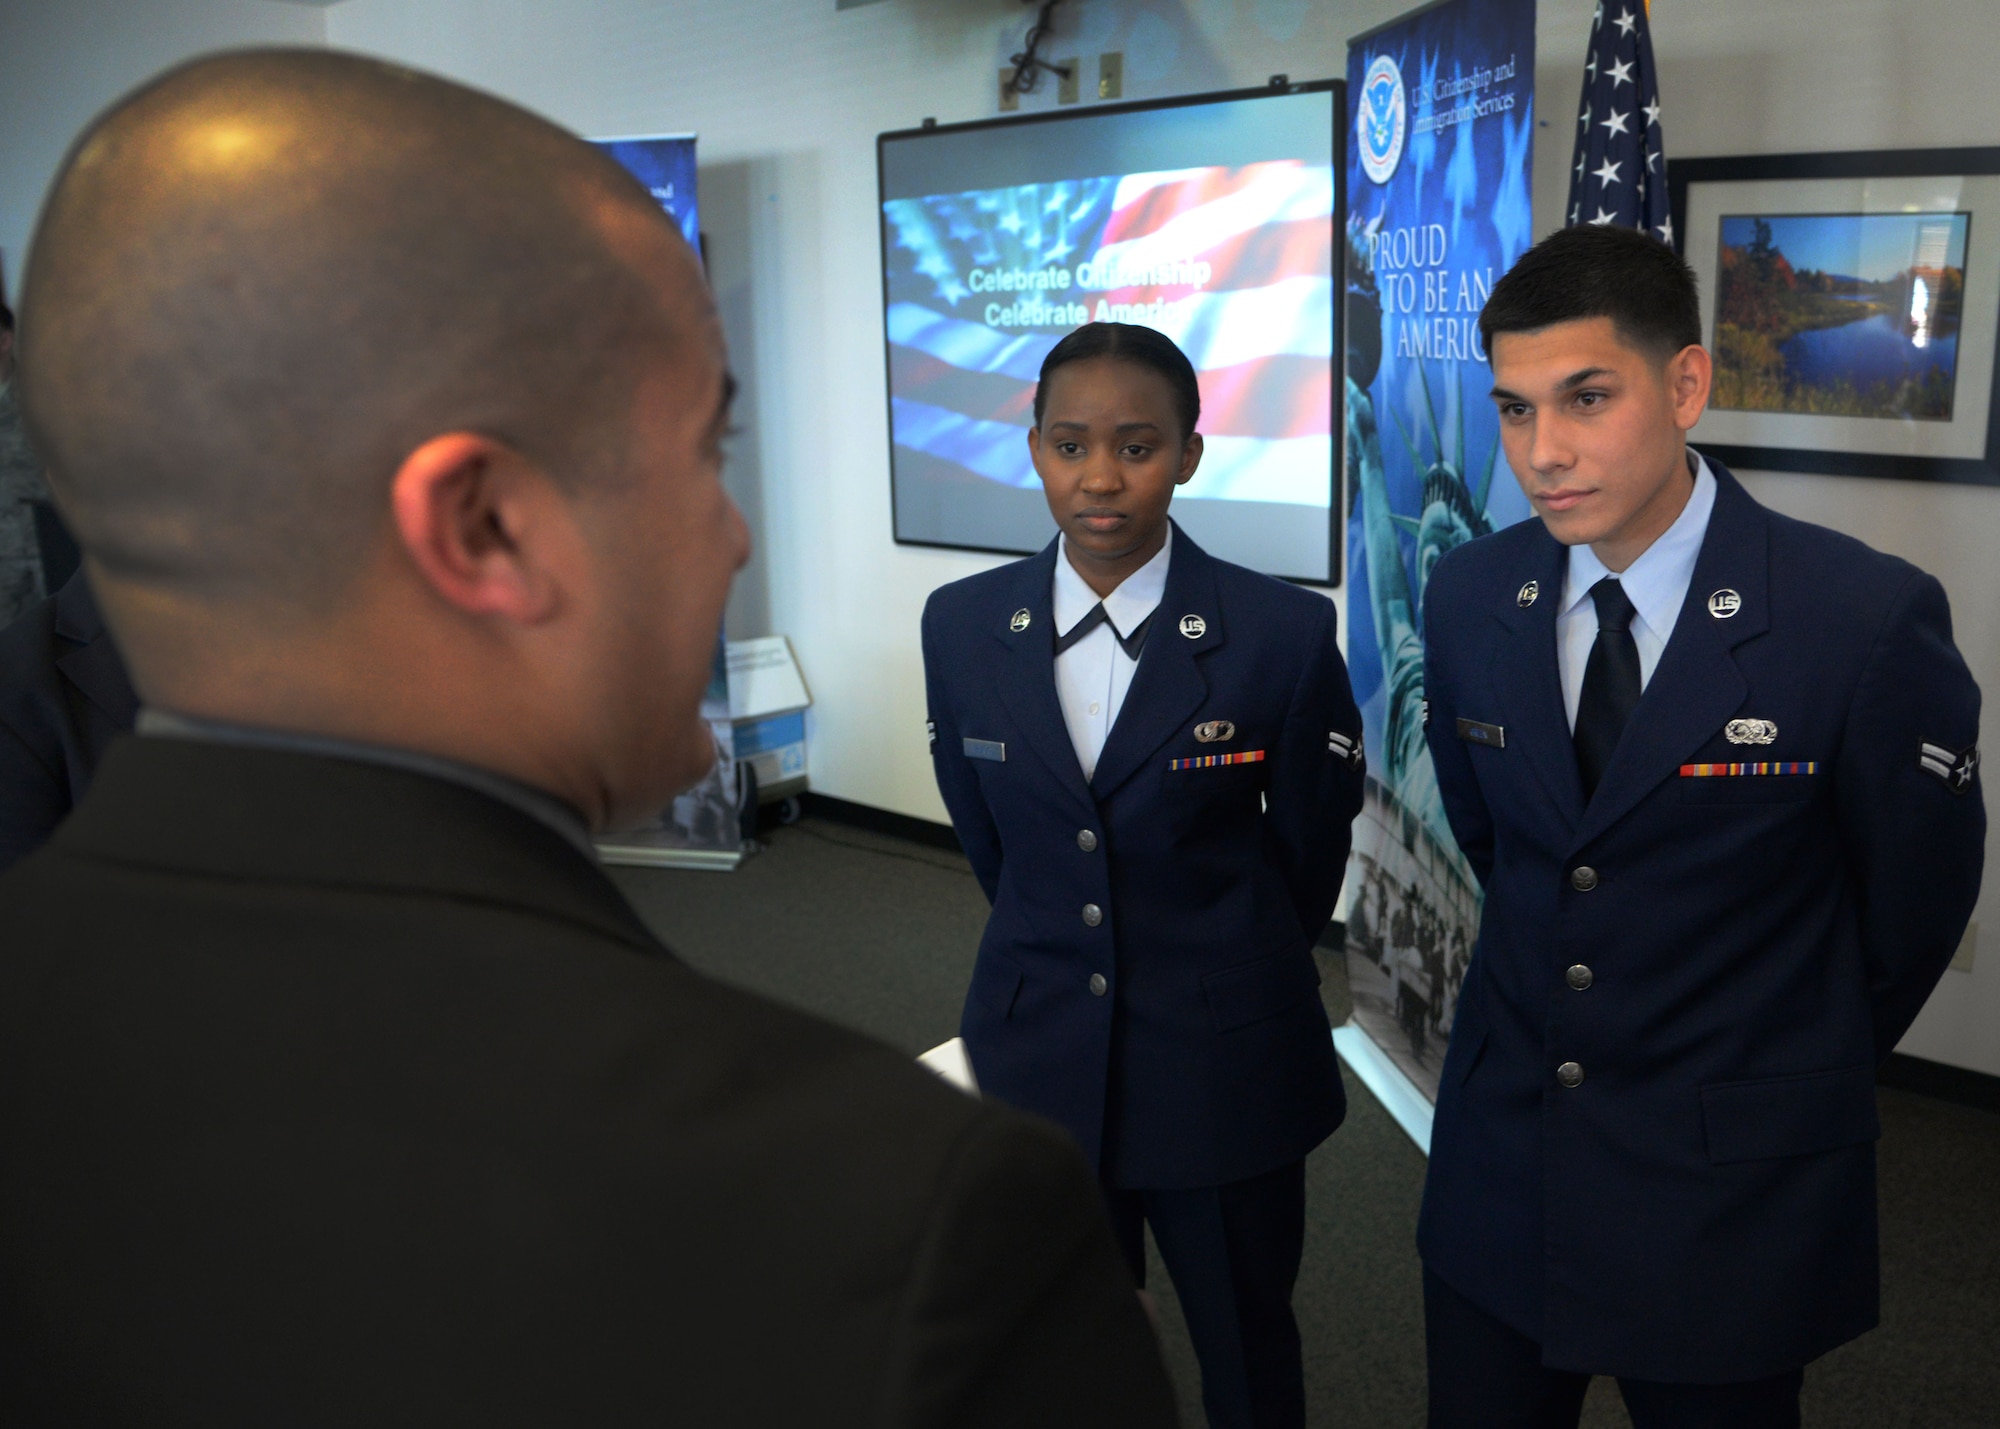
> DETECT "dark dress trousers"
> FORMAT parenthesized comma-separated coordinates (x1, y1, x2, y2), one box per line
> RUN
(1418, 457, 1985, 1387)
(923, 526, 1364, 1427)
(0, 569, 137, 871)
(0, 738, 1178, 1429)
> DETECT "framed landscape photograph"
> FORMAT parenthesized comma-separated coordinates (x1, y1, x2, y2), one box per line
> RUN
(1668, 148, 2000, 485)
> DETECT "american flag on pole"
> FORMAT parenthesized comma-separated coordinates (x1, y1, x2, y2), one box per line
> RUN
(881, 160, 1334, 507)
(1565, 1, 1670, 241)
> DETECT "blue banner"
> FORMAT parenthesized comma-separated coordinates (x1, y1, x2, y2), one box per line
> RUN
(1343, 0, 1535, 1103)
(594, 134, 700, 255)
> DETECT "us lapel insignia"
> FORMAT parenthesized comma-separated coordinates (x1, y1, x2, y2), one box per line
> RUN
(1179, 613, 1207, 639)
(1920, 740, 1980, 794)
(1708, 588, 1743, 619)
(1517, 580, 1539, 607)
(1009, 608, 1032, 632)
(1725, 718, 1777, 745)
(1194, 720, 1236, 743)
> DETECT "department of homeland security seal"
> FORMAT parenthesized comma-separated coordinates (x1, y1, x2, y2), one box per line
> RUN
(1357, 53, 1407, 186)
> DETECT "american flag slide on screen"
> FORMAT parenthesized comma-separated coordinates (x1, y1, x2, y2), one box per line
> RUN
(882, 160, 1335, 506)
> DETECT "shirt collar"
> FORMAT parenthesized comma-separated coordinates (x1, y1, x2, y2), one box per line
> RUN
(135, 707, 599, 860)
(1053, 524, 1173, 640)
(1560, 450, 1718, 634)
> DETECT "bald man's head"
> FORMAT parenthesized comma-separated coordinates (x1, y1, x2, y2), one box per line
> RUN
(19, 48, 700, 613)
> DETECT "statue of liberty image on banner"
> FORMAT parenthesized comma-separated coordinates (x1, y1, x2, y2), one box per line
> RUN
(1343, 0, 1535, 1103)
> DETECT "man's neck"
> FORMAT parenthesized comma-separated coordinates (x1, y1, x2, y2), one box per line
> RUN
(1588, 447, 1694, 574)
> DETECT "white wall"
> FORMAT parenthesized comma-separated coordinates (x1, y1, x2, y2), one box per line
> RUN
(4, 0, 1996, 1072)
(0, 0, 328, 287)
(322, 0, 1365, 827)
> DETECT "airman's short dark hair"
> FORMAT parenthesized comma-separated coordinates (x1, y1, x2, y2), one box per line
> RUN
(1479, 224, 1701, 360)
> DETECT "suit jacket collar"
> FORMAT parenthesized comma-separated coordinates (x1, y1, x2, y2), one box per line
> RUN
(52, 737, 663, 956)
(1486, 524, 1584, 826)
(983, 520, 1228, 807)
(53, 572, 139, 728)
(1088, 521, 1226, 800)
(1480, 456, 1770, 847)
(1569, 455, 1768, 848)
(982, 537, 1094, 809)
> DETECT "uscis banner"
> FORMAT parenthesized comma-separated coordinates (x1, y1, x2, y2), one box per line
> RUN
(1343, 0, 1535, 1107)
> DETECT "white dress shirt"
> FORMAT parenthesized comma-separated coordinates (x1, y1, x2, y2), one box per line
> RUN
(1053, 526, 1172, 780)
(1557, 452, 1718, 731)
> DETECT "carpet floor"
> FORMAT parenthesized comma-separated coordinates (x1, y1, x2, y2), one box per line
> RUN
(609, 816, 2000, 1428)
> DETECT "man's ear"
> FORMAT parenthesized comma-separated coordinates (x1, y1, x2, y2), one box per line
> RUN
(389, 432, 568, 624)
(1669, 344, 1713, 432)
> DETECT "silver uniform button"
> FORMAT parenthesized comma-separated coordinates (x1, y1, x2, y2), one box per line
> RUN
(1089, 973, 1108, 996)
(1557, 1061, 1585, 1088)
(1567, 964, 1594, 991)
(1082, 903, 1104, 927)
(1077, 829, 1098, 852)
(1570, 866, 1599, 892)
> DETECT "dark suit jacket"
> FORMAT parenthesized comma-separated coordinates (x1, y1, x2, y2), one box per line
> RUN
(1418, 457, 1984, 1382)
(0, 738, 1177, 1428)
(923, 524, 1366, 1189)
(0, 570, 137, 871)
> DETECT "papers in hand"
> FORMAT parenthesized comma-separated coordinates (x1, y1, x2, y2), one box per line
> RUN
(917, 1036, 979, 1096)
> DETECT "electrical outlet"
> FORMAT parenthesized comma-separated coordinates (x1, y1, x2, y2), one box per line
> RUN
(1950, 922, 1977, 973)
(1057, 57, 1080, 105)
(1099, 52, 1124, 100)
(999, 68, 1019, 112)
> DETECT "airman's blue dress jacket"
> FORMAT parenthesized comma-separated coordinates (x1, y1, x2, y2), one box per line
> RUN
(923, 525, 1366, 1189)
(1419, 458, 1984, 1382)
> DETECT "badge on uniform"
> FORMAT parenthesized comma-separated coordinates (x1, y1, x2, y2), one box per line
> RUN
(1680, 761, 1817, 777)
(1327, 729, 1363, 769)
(1194, 720, 1236, 743)
(927, 720, 937, 749)
(1009, 608, 1032, 632)
(1725, 718, 1777, 745)
(963, 738, 1006, 762)
(1920, 739, 1979, 794)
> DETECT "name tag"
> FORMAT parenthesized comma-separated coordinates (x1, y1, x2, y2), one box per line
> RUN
(1456, 718, 1505, 748)
(963, 738, 1006, 762)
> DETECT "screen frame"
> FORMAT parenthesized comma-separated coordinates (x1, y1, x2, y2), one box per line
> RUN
(876, 78, 1346, 587)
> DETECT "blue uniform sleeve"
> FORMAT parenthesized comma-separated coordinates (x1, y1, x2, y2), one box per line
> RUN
(1261, 597, 1366, 943)
(1833, 568, 1986, 1059)
(1421, 555, 1495, 887)
(921, 596, 1005, 904)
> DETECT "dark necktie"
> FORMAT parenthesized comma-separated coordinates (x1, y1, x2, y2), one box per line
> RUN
(1055, 603, 1152, 659)
(1573, 577, 1641, 801)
